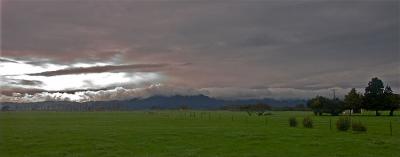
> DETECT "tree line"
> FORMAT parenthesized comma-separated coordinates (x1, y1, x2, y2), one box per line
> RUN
(308, 77, 400, 116)
(222, 103, 272, 116)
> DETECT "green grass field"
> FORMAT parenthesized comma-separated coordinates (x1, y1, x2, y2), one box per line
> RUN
(1, 111, 399, 157)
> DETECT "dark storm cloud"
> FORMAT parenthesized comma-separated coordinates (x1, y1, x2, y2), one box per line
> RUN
(16, 79, 43, 86)
(2, 78, 43, 87)
(1, 0, 399, 101)
(28, 63, 170, 76)
(0, 87, 46, 96)
(0, 58, 18, 63)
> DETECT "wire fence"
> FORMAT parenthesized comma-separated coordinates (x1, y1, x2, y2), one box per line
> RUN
(1, 110, 398, 136)
(137, 110, 400, 136)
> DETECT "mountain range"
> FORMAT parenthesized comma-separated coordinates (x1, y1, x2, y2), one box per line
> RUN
(0, 95, 307, 111)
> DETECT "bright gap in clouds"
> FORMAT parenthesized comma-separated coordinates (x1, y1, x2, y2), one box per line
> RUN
(0, 58, 68, 75)
(71, 62, 113, 68)
(6, 72, 161, 91)
(0, 57, 164, 92)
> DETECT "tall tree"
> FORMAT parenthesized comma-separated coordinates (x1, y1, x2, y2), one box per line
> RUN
(384, 86, 399, 116)
(363, 77, 385, 116)
(325, 98, 345, 116)
(344, 88, 363, 115)
(308, 96, 344, 116)
(308, 96, 323, 116)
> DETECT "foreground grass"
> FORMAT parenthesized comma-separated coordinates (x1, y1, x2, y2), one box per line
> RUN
(0, 111, 399, 157)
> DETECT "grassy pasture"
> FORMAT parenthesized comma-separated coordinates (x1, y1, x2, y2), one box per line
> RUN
(0, 111, 399, 157)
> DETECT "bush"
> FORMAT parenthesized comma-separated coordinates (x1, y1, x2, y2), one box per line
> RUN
(289, 117, 297, 127)
(263, 112, 273, 116)
(352, 121, 367, 132)
(336, 116, 351, 131)
(303, 117, 313, 128)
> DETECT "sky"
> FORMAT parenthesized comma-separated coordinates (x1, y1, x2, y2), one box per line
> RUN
(1, 0, 399, 102)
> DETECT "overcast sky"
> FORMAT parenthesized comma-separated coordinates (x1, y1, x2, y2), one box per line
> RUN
(1, 0, 399, 102)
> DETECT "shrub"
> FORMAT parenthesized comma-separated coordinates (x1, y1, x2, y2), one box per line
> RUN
(336, 116, 351, 131)
(263, 112, 273, 116)
(303, 117, 313, 128)
(289, 117, 297, 127)
(352, 121, 367, 132)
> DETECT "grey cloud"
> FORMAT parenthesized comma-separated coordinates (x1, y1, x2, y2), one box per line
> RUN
(15, 79, 43, 86)
(0, 84, 375, 103)
(28, 63, 169, 76)
(0, 84, 203, 102)
(1, 1, 399, 100)
(0, 87, 46, 96)
(0, 58, 19, 63)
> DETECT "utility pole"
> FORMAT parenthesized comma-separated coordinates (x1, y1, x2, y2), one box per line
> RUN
(331, 89, 336, 99)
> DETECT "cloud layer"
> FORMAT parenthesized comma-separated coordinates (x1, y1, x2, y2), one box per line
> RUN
(0, 84, 356, 103)
(28, 63, 169, 76)
(0, 57, 165, 93)
(1, 0, 399, 102)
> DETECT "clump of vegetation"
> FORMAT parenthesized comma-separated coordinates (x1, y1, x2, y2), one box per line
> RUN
(222, 103, 271, 116)
(352, 121, 367, 132)
(308, 77, 400, 117)
(336, 116, 351, 131)
(344, 88, 363, 115)
(289, 117, 297, 127)
(263, 112, 273, 116)
(178, 104, 191, 110)
(303, 117, 313, 128)
(307, 96, 344, 116)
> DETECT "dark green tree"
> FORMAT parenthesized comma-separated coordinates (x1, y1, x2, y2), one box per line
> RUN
(344, 88, 363, 115)
(383, 86, 400, 116)
(324, 98, 345, 116)
(308, 96, 344, 116)
(308, 96, 323, 115)
(363, 77, 385, 116)
(240, 103, 271, 116)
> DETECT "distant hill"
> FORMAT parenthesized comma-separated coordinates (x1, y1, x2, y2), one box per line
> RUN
(0, 95, 307, 111)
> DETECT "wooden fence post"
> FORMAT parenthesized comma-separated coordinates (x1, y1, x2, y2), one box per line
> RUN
(265, 117, 268, 126)
(390, 120, 393, 136)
